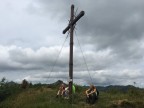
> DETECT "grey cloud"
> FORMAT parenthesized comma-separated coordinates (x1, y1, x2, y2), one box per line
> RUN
(21, 69, 144, 86)
(28, 0, 72, 20)
(77, 0, 144, 59)
(33, 0, 144, 61)
(0, 45, 116, 72)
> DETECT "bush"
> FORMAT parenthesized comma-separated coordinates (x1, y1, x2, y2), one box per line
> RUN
(0, 89, 10, 101)
(0, 78, 21, 102)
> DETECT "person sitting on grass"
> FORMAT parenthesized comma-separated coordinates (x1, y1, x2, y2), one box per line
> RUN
(63, 84, 76, 99)
(63, 86, 69, 99)
(85, 84, 98, 104)
(56, 83, 65, 98)
(56, 84, 76, 99)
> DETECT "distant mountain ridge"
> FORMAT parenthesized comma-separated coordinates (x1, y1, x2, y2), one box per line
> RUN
(48, 80, 143, 92)
(96, 85, 139, 92)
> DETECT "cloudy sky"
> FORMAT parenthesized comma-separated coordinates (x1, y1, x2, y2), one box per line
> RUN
(0, 0, 144, 87)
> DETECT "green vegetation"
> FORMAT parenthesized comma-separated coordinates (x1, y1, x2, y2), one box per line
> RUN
(0, 79, 144, 108)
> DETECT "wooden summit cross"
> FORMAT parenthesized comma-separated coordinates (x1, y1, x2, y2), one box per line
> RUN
(63, 4, 85, 95)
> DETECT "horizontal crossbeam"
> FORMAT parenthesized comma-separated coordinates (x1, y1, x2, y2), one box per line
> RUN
(63, 11, 85, 34)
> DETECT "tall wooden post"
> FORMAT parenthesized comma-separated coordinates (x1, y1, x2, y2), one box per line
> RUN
(69, 4, 74, 95)
(63, 4, 85, 95)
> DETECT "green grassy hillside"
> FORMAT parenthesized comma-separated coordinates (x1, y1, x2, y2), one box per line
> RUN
(0, 83, 144, 108)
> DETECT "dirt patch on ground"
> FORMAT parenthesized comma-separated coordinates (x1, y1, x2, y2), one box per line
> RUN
(112, 99, 128, 105)
(111, 99, 136, 108)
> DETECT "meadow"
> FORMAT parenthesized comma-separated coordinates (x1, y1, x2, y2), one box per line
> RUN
(0, 79, 144, 108)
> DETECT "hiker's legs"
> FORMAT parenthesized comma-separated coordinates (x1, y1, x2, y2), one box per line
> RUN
(91, 93, 97, 104)
(57, 90, 61, 95)
(56, 90, 63, 98)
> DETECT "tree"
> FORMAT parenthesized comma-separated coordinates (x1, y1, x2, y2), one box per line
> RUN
(0, 77, 6, 88)
(21, 79, 29, 89)
(1, 77, 6, 83)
